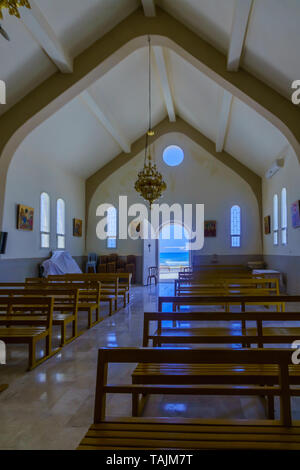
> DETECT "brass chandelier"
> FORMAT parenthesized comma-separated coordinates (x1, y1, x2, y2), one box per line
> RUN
(134, 36, 167, 207)
(0, 1, 31, 19)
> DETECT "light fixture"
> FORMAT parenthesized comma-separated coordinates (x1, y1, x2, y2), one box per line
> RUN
(0, 1, 31, 20)
(134, 36, 167, 207)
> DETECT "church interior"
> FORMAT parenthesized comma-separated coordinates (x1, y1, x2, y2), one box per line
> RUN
(0, 0, 300, 452)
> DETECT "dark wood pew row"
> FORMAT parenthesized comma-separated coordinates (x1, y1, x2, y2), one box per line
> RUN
(77, 347, 300, 450)
(0, 296, 55, 370)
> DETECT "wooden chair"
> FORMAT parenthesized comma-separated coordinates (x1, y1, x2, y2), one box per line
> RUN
(0, 297, 54, 370)
(147, 266, 158, 285)
(77, 347, 300, 450)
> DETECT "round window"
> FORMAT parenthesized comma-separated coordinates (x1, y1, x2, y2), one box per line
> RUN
(163, 145, 184, 167)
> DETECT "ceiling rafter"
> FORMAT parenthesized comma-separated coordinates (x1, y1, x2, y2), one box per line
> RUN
(141, 0, 156, 17)
(216, 90, 233, 152)
(153, 46, 176, 122)
(80, 90, 131, 154)
(227, 0, 253, 72)
(20, 0, 73, 73)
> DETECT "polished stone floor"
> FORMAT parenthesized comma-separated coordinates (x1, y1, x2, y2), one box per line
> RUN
(0, 282, 300, 450)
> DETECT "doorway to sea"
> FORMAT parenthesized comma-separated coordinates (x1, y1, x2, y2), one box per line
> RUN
(159, 222, 190, 280)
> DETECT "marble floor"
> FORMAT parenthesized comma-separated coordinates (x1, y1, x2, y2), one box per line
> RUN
(0, 282, 300, 450)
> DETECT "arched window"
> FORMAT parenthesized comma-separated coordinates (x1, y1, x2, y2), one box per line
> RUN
(230, 205, 241, 247)
(273, 194, 279, 245)
(107, 206, 117, 249)
(281, 188, 287, 245)
(40, 192, 50, 248)
(56, 198, 65, 249)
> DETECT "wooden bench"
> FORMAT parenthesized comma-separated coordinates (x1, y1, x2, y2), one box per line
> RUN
(47, 274, 117, 315)
(77, 347, 300, 450)
(157, 294, 292, 314)
(142, 310, 300, 348)
(0, 297, 54, 370)
(175, 277, 279, 296)
(0, 286, 79, 346)
(25, 279, 102, 328)
(52, 272, 132, 307)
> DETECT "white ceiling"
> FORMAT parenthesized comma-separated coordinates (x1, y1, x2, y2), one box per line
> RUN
(0, 0, 298, 179)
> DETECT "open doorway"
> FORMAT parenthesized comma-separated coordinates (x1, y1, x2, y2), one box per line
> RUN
(159, 222, 190, 280)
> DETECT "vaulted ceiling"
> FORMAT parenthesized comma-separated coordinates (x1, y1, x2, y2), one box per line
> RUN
(0, 0, 299, 179)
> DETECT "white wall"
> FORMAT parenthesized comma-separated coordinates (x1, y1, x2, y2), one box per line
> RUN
(1, 142, 85, 260)
(262, 146, 300, 256)
(87, 133, 262, 256)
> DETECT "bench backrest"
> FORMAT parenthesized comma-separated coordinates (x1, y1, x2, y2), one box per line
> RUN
(0, 296, 54, 329)
(94, 347, 293, 426)
(176, 277, 279, 288)
(175, 278, 279, 296)
(157, 294, 295, 312)
(47, 274, 118, 294)
(0, 286, 80, 312)
(25, 278, 101, 297)
(178, 272, 255, 281)
(143, 310, 300, 347)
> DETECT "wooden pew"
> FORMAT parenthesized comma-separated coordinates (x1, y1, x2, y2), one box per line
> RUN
(132, 341, 300, 420)
(77, 347, 300, 450)
(25, 279, 102, 328)
(0, 297, 54, 370)
(53, 272, 132, 307)
(157, 294, 292, 314)
(175, 278, 279, 296)
(174, 278, 282, 314)
(47, 274, 117, 315)
(142, 310, 300, 348)
(0, 286, 79, 346)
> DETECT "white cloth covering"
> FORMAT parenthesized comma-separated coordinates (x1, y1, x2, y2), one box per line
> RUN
(42, 250, 82, 277)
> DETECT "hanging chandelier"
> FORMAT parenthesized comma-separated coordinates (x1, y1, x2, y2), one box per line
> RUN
(134, 36, 167, 207)
(0, 1, 31, 19)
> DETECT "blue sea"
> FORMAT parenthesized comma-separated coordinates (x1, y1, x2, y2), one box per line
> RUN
(160, 252, 189, 266)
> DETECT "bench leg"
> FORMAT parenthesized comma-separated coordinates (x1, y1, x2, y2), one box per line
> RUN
(96, 306, 100, 323)
(28, 339, 36, 371)
(115, 298, 118, 311)
(45, 331, 51, 357)
(123, 294, 126, 307)
(88, 309, 92, 329)
(72, 316, 78, 339)
(267, 396, 275, 420)
(132, 393, 139, 417)
(61, 323, 66, 347)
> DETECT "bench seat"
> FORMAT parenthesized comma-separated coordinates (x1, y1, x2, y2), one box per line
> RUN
(77, 418, 300, 450)
(100, 295, 117, 315)
(132, 363, 300, 384)
(0, 326, 48, 339)
(152, 326, 300, 345)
